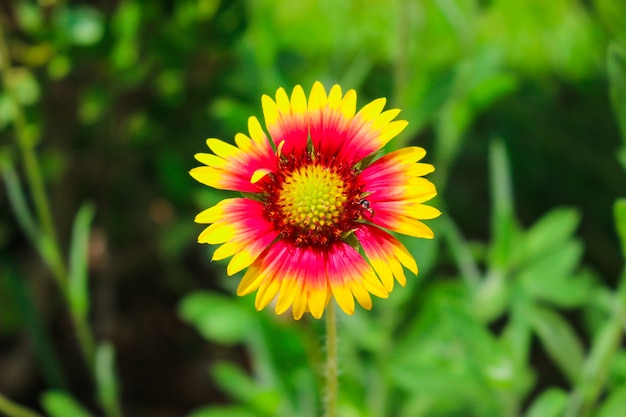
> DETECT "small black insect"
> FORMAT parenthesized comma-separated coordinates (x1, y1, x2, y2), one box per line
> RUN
(359, 199, 375, 218)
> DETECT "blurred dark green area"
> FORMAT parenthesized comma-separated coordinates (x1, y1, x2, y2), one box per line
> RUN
(2, 0, 626, 416)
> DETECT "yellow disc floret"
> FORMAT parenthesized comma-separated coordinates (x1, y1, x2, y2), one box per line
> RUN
(278, 164, 348, 230)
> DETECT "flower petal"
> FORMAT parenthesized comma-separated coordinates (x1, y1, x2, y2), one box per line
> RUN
(360, 146, 441, 237)
(190, 117, 276, 193)
(262, 85, 309, 155)
(239, 242, 329, 319)
(325, 242, 388, 315)
(236, 240, 390, 319)
(196, 198, 278, 275)
(356, 225, 418, 291)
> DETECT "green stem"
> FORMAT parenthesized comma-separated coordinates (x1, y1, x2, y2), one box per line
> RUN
(324, 302, 338, 417)
(0, 394, 43, 417)
(73, 312, 97, 373)
(0, 18, 67, 294)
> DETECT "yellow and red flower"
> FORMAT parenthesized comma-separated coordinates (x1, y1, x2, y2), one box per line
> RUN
(191, 82, 440, 319)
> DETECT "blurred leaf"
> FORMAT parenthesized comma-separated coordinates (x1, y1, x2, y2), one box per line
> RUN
(523, 208, 580, 259)
(211, 361, 280, 416)
(0, 154, 39, 245)
(597, 384, 626, 417)
(524, 388, 567, 417)
(518, 240, 586, 307)
(469, 72, 519, 111)
(48, 55, 72, 80)
(614, 199, 626, 259)
(95, 342, 122, 417)
(5, 67, 40, 106)
(111, 0, 142, 71)
(391, 364, 495, 417)
(186, 406, 258, 417)
(56, 5, 105, 46)
(0, 394, 42, 417)
(178, 291, 255, 344)
(40, 391, 94, 417)
(78, 87, 109, 125)
(489, 139, 517, 270)
(608, 43, 626, 141)
(112, 0, 142, 38)
(474, 270, 507, 322)
(68, 203, 95, 318)
(155, 69, 185, 104)
(530, 305, 585, 383)
(16, 1, 44, 34)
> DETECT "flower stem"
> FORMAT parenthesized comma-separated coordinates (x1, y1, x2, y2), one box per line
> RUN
(324, 302, 338, 417)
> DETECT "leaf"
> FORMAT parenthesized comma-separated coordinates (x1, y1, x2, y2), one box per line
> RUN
(597, 384, 626, 417)
(95, 342, 122, 417)
(518, 241, 587, 307)
(530, 305, 585, 384)
(211, 362, 280, 416)
(0, 394, 43, 417)
(68, 203, 96, 318)
(614, 199, 626, 259)
(522, 208, 580, 261)
(608, 43, 626, 142)
(178, 291, 255, 344)
(0, 154, 39, 246)
(40, 391, 94, 417)
(524, 388, 567, 417)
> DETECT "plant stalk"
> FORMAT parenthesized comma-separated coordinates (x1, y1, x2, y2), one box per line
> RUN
(324, 302, 338, 417)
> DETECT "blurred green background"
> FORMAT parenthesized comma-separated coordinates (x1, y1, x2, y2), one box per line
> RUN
(2, 0, 626, 416)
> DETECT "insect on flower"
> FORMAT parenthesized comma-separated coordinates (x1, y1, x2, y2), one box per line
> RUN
(358, 198, 375, 218)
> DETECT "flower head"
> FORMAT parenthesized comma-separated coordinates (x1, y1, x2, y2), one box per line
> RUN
(191, 82, 440, 319)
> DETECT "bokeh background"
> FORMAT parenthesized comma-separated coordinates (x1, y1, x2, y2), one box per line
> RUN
(2, 0, 626, 416)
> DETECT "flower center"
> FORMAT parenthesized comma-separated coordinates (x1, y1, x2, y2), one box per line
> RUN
(262, 153, 365, 248)
(278, 164, 347, 230)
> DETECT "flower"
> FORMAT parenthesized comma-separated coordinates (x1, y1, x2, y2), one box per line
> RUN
(191, 82, 440, 319)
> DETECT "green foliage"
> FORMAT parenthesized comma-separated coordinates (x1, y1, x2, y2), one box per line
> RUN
(1, 0, 626, 416)
(40, 391, 93, 417)
(178, 291, 256, 344)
